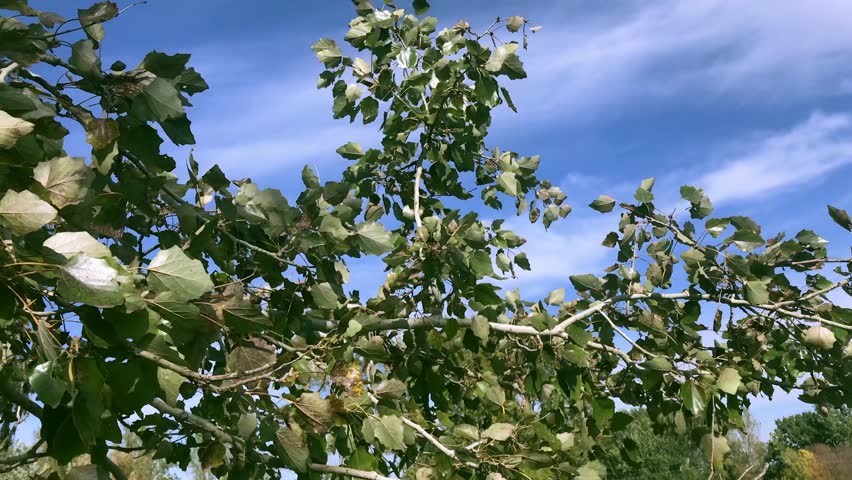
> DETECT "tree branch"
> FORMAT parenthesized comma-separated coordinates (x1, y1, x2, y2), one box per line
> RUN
(414, 166, 424, 240)
(0, 377, 43, 418)
(309, 463, 394, 480)
(0, 439, 44, 466)
(129, 344, 280, 391)
(600, 310, 658, 358)
(400, 417, 477, 468)
(150, 398, 243, 452)
(100, 454, 129, 480)
(0, 62, 18, 82)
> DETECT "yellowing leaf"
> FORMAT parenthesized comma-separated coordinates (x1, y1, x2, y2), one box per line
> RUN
(147, 247, 214, 301)
(0, 110, 34, 148)
(482, 423, 514, 441)
(33, 156, 94, 208)
(44, 232, 111, 259)
(0, 189, 56, 234)
(804, 325, 836, 349)
(716, 368, 741, 395)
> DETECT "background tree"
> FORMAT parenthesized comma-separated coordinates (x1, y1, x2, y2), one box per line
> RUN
(598, 409, 766, 480)
(766, 408, 852, 479)
(0, 1, 850, 479)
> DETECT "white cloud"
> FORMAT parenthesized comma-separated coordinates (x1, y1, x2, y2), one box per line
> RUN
(505, 216, 616, 295)
(190, 124, 377, 179)
(512, 0, 852, 118)
(510, 111, 852, 289)
(691, 112, 852, 204)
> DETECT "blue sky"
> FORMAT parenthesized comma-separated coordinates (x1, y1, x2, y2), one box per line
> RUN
(35, 0, 852, 441)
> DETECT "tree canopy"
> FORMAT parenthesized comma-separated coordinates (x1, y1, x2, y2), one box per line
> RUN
(0, 1, 850, 479)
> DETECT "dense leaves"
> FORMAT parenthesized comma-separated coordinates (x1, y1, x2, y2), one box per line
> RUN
(0, 1, 849, 479)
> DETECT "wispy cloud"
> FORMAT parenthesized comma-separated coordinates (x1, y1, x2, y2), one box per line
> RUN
(689, 112, 852, 204)
(512, 0, 852, 118)
(510, 111, 852, 290)
(165, 42, 379, 180)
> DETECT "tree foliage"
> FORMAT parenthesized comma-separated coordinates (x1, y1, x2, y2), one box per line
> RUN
(766, 408, 852, 479)
(0, 1, 850, 479)
(597, 409, 766, 480)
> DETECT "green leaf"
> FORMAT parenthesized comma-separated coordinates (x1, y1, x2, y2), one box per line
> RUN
(311, 38, 343, 68)
(828, 205, 852, 231)
(496, 251, 511, 272)
(311, 282, 339, 309)
(156, 367, 183, 407)
(355, 222, 395, 255)
(336, 141, 364, 159)
(482, 423, 514, 441)
(744, 280, 769, 305)
(375, 379, 407, 398)
(30, 361, 67, 408)
(729, 230, 764, 252)
(681, 185, 714, 219)
(545, 288, 565, 305)
(44, 232, 111, 259)
(0, 189, 56, 234)
(72, 389, 103, 446)
(131, 78, 184, 121)
(77, 2, 118, 41)
(238, 413, 257, 439)
(69, 40, 101, 78)
(497, 171, 519, 197)
(345, 83, 363, 102)
(412, 0, 430, 15)
(514, 252, 531, 270)
(320, 215, 350, 242)
(364, 415, 404, 450)
(589, 195, 616, 213)
(643, 357, 673, 371)
(58, 255, 126, 308)
(0, 110, 34, 148)
(301, 164, 320, 188)
(33, 156, 93, 208)
(160, 115, 196, 145)
(569, 274, 603, 292)
(38, 12, 67, 28)
(680, 380, 705, 416)
(485, 43, 526, 79)
(141, 51, 191, 78)
(469, 250, 495, 276)
(471, 315, 490, 341)
(716, 368, 741, 395)
(577, 461, 607, 480)
(796, 229, 828, 248)
(360, 96, 379, 123)
(147, 247, 214, 301)
(634, 184, 654, 203)
(200, 442, 226, 471)
(322, 181, 350, 205)
(701, 435, 730, 466)
(277, 426, 310, 472)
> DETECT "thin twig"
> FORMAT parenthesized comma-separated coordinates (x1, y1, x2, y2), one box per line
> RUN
(414, 166, 424, 240)
(400, 417, 478, 468)
(150, 398, 243, 452)
(600, 310, 658, 358)
(309, 464, 394, 480)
